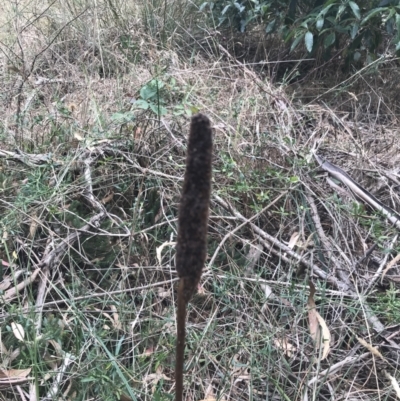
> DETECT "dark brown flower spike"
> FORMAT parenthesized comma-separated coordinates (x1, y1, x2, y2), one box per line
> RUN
(175, 113, 213, 401)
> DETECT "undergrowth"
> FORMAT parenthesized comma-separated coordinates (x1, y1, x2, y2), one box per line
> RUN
(1, 1, 400, 401)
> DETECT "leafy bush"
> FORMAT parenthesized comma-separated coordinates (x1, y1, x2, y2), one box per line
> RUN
(202, 0, 400, 66)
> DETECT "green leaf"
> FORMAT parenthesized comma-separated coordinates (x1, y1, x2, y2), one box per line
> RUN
(221, 4, 231, 15)
(260, 4, 270, 16)
(134, 99, 149, 110)
(396, 13, 400, 33)
(396, 41, 400, 51)
(319, 3, 334, 17)
(350, 23, 359, 39)
(266, 19, 276, 33)
(316, 18, 324, 30)
(324, 32, 336, 48)
(149, 103, 167, 116)
(337, 4, 346, 19)
(234, 2, 245, 13)
(290, 35, 303, 52)
(305, 31, 313, 52)
(199, 2, 208, 12)
(111, 112, 136, 123)
(349, 2, 361, 20)
(384, 8, 395, 23)
(140, 86, 157, 101)
(361, 7, 385, 25)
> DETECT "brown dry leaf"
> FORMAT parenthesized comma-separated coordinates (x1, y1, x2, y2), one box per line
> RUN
(143, 366, 171, 394)
(156, 287, 171, 299)
(73, 132, 84, 141)
(11, 322, 25, 342)
(43, 339, 63, 370)
(385, 371, 400, 398)
(48, 339, 62, 356)
(0, 368, 31, 378)
(110, 305, 122, 330)
(28, 212, 38, 239)
(143, 346, 154, 356)
(287, 232, 300, 249)
(101, 191, 114, 205)
(93, 307, 121, 329)
(0, 340, 8, 357)
(156, 241, 176, 265)
(274, 337, 296, 358)
(381, 253, 400, 283)
(0, 275, 12, 291)
(357, 337, 385, 360)
(199, 383, 217, 401)
(308, 281, 330, 361)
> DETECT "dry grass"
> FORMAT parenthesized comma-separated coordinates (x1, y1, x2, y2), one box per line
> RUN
(1, 1, 400, 400)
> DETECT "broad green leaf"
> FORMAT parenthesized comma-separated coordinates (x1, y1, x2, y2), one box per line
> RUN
(361, 7, 385, 25)
(350, 23, 359, 39)
(319, 4, 334, 17)
(221, 4, 231, 15)
(396, 41, 400, 51)
(337, 4, 346, 19)
(386, 17, 394, 34)
(266, 19, 276, 33)
(140, 86, 157, 101)
(353, 51, 361, 61)
(384, 8, 395, 23)
(305, 31, 313, 52)
(324, 32, 336, 48)
(349, 2, 361, 19)
(199, 2, 208, 12)
(111, 111, 135, 123)
(260, 4, 270, 16)
(290, 35, 303, 52)
(149, 103, 167, 116)
(134, 99, 149, 110)
(396, 13, 400, 32)
(234, 2, 245, 13)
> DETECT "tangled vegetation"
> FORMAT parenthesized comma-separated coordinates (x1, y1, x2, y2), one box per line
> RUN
(1, 1, 400, 400)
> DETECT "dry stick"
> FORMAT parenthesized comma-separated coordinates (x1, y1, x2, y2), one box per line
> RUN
(175, 114, 213, 401)
(208, 191, 288, 271)
(305, 193, 355, 291)
(213, 194, 352, 292)
(215, 196, 400, 354)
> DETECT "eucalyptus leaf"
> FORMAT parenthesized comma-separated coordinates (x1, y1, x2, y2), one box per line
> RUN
(266, 19, 276, 33)
(361, 7, 385, 25)
(350, 23, 359, 39)
(305, 31, 313, 52)
(324, 32, 336, 48)
(349, 2, 361, 20)
(290, 35, 303, 52)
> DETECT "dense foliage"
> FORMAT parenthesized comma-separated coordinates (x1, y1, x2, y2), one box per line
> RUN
(202, 0, 400, 65)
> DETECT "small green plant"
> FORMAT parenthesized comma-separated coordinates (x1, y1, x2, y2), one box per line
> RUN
(372, 284, 400, 325)
(134, 79, 168, 117)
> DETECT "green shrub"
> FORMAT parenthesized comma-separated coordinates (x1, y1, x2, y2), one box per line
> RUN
(202, 0, 400, 66)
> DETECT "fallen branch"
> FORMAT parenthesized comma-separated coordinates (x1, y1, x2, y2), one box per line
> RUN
(314, 154, 400, 230)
